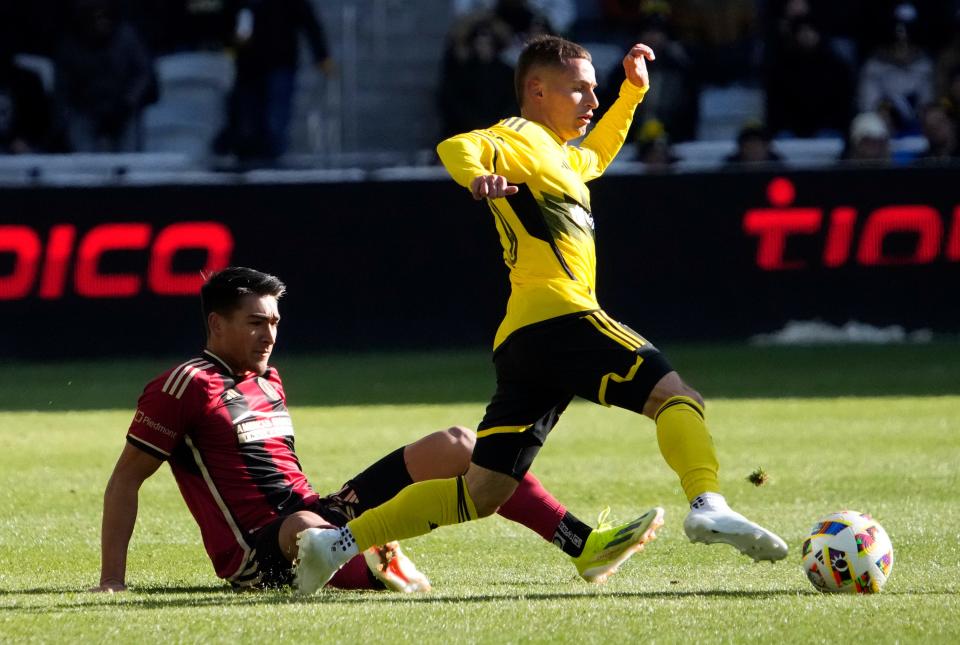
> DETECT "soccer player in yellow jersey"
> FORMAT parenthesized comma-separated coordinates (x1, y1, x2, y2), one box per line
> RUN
(294, 36, 788, 593)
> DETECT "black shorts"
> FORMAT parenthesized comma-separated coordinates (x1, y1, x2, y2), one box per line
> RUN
(472, 310, 673, 479)
(230, 447, 410, 590)
(231, 492, 358, 590)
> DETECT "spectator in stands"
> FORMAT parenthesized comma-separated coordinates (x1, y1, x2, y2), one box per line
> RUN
(453, 0, 574, 37)
(219, 0, 334, 162)
(764, 14, 854, 138)
(54, 0, 154, 152)
(944, 66, 960, 130)
(917, 101, 958, 162)
(635, 118, 678, 172)
(438, 20, 517, 138)
(935, 14, 960, 100)
(857, 3, 934, 137)
(842, 112, 891, 163)
(618, 9, 699, 143)
(671, 0, 759, 86)
(0, 38, 52, 154)
(135, 0, 237, 54)
(724, 122, 783, 166)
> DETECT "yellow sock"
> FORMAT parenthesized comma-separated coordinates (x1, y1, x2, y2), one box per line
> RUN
(655, 396, 720, 502)
(347, 476, 478, 551)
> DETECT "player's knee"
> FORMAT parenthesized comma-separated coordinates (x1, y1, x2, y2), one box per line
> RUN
(684, 387, 705, 409)
(443, 425, 477, 455)
(645, 372, 706, 417)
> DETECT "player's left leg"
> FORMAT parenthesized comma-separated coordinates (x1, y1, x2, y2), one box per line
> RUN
(324, 426, 600, 568)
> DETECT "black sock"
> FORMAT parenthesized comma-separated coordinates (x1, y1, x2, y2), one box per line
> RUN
(553, 511, 594, 558)
(343, 446, 413, 512)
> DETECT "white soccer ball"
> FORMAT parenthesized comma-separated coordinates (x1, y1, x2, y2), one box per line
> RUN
(801, 510, 894, 593)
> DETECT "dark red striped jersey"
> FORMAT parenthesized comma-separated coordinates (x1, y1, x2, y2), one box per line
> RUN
(127, 349, 319, 581)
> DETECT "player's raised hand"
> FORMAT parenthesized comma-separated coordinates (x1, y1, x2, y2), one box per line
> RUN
(623, 43, 655, 91)
(470, 175, 519, 201)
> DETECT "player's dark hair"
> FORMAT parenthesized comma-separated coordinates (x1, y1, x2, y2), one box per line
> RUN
(515, 35, 591, 108)
(200, 267, 286, 337)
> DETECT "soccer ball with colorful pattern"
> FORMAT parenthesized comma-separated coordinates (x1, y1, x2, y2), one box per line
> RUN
(801, 510, 894, 593)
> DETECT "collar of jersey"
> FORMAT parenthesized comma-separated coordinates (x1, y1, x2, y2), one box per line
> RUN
(202, 349, 240, 377)
(510, 116, 568, 148)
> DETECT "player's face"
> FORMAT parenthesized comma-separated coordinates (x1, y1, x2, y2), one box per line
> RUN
(212, 294, 280, 375)
(531, 58, 599, 142)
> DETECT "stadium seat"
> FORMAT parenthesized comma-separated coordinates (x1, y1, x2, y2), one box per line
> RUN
(144, 52, 234, 157)
(155, 52, 234, 93)
(696, 85, 764, 141)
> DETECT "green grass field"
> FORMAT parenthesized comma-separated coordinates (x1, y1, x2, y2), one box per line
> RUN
(1, 343, 959, 643)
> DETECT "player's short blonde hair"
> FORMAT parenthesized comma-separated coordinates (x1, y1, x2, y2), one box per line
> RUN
(515, 35, 592, 108)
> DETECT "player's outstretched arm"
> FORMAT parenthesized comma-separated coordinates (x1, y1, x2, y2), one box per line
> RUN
(89, 443, 162, 592)
(577, 43, 656, 180)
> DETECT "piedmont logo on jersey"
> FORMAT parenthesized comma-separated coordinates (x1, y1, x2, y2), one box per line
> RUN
(133, 409, 176, 438)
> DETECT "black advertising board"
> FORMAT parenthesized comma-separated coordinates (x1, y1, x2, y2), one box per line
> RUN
(1, 166, 957, 358)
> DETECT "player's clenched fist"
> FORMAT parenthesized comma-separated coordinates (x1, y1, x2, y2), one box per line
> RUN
(470, 175, 519, 201)
(623, 43, 655, 91)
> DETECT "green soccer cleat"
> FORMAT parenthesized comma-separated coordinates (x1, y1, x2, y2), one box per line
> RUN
(572, 506, 665, 583)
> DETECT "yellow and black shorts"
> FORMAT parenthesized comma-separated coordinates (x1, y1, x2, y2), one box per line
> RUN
(472, 310, 673, 479)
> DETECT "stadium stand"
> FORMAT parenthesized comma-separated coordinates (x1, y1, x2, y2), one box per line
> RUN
(143, 52, 234, 158)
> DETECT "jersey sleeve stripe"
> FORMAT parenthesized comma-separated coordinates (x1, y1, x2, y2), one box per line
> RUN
(127, 434, 171, 459)
(162, 358, 206, 394)
(172, 362, 213, 400)
(476, 131, 501, 174)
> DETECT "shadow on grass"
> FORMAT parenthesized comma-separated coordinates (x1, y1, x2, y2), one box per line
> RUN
(2, 588, 811, 614)
(4, 585, 954, 614)
(2, 343, 959, 411)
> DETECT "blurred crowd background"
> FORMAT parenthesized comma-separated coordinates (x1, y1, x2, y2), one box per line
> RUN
(1, 0, 959, 175)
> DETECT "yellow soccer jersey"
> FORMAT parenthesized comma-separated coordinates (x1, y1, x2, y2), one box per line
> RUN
(437, 79, 647, 349)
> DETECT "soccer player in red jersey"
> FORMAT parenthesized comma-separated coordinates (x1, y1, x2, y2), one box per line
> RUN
(91, 267, 655, 594)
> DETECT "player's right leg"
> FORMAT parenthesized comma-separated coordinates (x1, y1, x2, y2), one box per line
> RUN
(644, 373, 788, 562)
(562, 311, 787, 563)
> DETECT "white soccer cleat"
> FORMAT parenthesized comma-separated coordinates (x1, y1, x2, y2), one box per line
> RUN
(684, 507, 788, 562)
(293, 527, 349, 594)
(363, 541, 432, 593)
